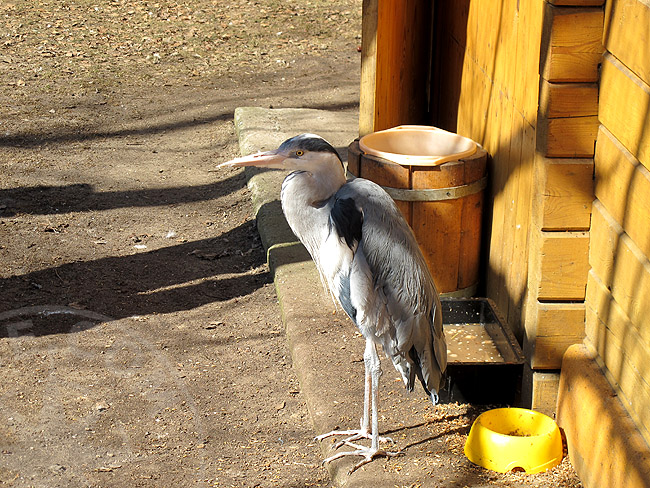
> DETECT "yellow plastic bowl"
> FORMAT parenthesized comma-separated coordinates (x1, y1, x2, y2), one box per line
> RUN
(464, 408, 563, 474)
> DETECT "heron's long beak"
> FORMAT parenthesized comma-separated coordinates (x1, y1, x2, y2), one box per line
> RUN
(218, 150, 288, 169)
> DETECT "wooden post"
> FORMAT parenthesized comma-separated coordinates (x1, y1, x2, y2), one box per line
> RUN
(359, 0, 433, 136)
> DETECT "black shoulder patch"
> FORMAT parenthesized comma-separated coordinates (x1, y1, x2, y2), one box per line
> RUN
(330, 197, 363, 250)
(338, 271, 358, 324)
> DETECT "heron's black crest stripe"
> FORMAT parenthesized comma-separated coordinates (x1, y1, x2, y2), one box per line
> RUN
(330, 197, 363, 250)
(278, 134, 342, 163)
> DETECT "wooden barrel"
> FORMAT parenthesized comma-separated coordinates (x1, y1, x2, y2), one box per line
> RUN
(347, 139, 488, 297)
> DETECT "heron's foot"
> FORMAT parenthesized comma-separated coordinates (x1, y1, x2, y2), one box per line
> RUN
(322, 443, 403, 474)
(315, 429, 394, 450)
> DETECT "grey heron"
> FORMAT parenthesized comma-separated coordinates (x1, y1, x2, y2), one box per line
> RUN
(220, 133, 447, 473)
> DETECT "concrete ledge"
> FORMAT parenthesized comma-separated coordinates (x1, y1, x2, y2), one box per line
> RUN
(557, 344, 650, 488)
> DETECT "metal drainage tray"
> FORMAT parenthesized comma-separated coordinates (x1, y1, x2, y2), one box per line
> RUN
(441, 297, 525, 404)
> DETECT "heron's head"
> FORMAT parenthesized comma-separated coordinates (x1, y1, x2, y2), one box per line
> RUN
(219, 133, 345, 176)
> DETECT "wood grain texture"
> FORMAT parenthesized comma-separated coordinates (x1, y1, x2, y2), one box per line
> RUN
(524, 301, 586, 369)
(539, 81, 599, 118)
(585, 271, 650, 441)
(595, 125, 650, 257)
(537, 115, 598, 157)
(603, 0, 650, 87)
(533, 157, 594, 231)
(530, 229, 590, 300)
(589, 200, 650, 338)
(540, 5, 604, 82)
(599, 52, 650, 173)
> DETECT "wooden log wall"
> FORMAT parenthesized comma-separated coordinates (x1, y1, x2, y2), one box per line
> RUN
(431, 0, 602, 414)
(523, 0, 602, 401)
(521, 0, 601, 414)
(586, 0, 650, 445)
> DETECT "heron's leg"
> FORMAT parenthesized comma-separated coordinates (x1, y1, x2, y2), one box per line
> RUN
(320, 339, 403, 474)
(314, 338, 393, 447)
(368, 340, 381, 451)
(361, 346, 371, 434)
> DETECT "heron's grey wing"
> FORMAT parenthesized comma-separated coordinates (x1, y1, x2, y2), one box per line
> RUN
(335, 178, 447, 397)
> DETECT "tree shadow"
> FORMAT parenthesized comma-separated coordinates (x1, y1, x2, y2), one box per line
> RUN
(0, 94, 359, 149)
(0, 220, 271, 338)
(0, 172, 246, 217)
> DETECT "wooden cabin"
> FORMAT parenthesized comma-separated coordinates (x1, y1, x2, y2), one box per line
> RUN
(358, 0, 650, 484)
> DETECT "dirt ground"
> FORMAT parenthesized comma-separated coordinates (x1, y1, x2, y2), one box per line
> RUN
(0, 1, 582, 487)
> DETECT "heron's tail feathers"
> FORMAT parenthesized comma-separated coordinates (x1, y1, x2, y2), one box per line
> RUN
(430, 391, 439, 405)
(408, 344, 445, 401)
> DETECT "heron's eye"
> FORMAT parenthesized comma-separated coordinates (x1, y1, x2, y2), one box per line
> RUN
(295, 150, 304, 157)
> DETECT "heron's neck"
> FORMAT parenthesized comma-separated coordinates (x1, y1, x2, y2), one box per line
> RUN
(282, 155, 346, 206)
(280, 155, 346, 246)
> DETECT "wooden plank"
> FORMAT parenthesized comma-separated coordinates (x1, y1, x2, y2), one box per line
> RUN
(359, 0, 378, 137)
(463, 0, 480, 80)
(589, 201, 650, 338)
(609, 235, 650, 338)
(373, 0, 432, 132)
(519, 0, 545, 125)
(585, 273, 650, 440)
(536, 114, 598, 157)
(595, 125, 650, 257)
(599, 52, 650, 172)
(485, 89, 512, 316)
(474, 0, 503, 83)
(457, 51, 491, 143)
(586, 271, 650, 374)
(540, 5, 604, 82)
(533, 336, 585, 369)
(603, 0, 650, 87)
(506, 121, 537, 340)
(494, 0, 519, 103)
(521, 366, 561, 418)
(533, 157, 594, 231)
(541, 159, 594, 230)
(539, 81, 599, 118)
(549, 0, 604, 5)
(374, 0, 403, 132)
(594, 125, 636, 226)
(503, 115, 532, 334)
(458, 148, 488, 290)
(588, 199, 621, 287)
(411, 164, 465, 293)
(530, 229, 590, 300)
(497, 90, 518, 319)
(360, 0, 433, 135)
(524, 301, 586, 369)
(557, 344, 650, 488)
